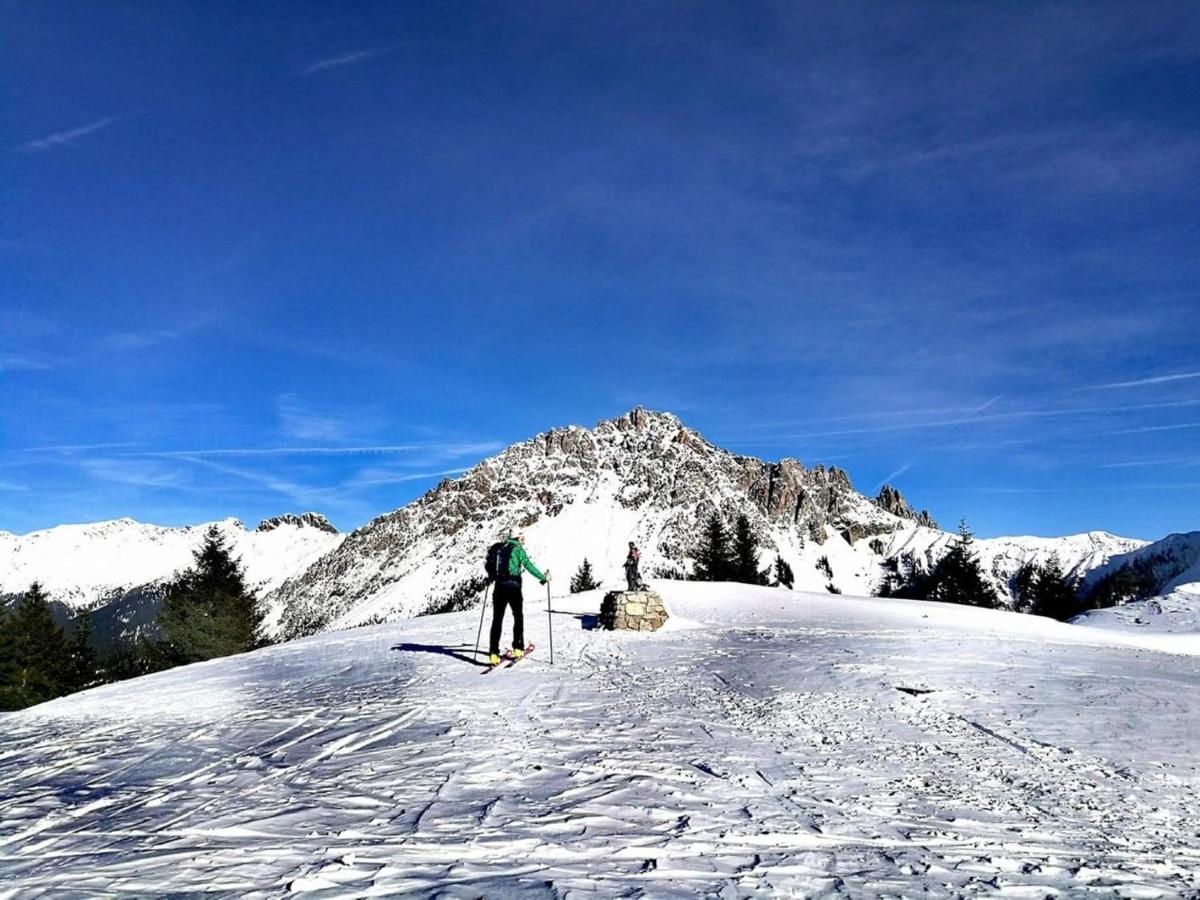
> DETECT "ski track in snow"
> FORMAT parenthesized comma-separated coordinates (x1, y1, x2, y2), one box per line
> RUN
(2, 585, 1200, 898)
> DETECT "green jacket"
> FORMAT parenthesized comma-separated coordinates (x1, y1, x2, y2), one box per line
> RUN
(503, 539, 546, 584)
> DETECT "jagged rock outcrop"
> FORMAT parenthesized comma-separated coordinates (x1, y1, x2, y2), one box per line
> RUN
(874, 485, 939, 530)
(257, 513, 339, 534)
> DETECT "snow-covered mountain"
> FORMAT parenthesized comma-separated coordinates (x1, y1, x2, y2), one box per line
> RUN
(268, 408, 1144, 639)
(3, 582, 1198, 895)
(0, 515, 344, 641)
(1072, 531, 1200, 634)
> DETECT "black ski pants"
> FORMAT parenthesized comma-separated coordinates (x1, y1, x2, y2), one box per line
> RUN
(489, 580, 525, 655)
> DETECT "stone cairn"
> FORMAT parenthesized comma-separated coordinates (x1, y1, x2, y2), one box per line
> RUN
(599, 590, 669, 632)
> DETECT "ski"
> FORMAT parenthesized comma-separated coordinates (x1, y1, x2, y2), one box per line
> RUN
(481, 649, 512, 674)
(504, 643, 536, 668)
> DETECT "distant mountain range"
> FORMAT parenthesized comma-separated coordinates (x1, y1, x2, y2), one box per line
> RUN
(4, 409, 1196, 644)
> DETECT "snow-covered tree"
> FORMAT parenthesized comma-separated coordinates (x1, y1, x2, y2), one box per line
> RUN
(570, 558, 599, 593)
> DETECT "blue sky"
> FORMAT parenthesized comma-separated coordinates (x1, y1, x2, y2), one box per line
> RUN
(3, 1, 1198, 539)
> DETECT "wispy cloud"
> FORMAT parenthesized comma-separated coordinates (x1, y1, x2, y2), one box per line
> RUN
(1103, 422, 1200, 435)
(874, 464, 911, 492)
(20, 117, 116, 152)
(80, 457, 184, 490)
(345, 467, 469, 488)
(97, 330, 180, 352)
(1077, 371, 1200, 390)
(300, 48, 385, 76)
(0, 482, 30, 492)
(21, 442, 140, 454)
(277, 394, 365, 443)
(973, 483, 1200, 494)
(776, 398, 1200, 440)
(1099, 457, 1199, 469)
(171, 454, 322, 506)
(0, 354, 52, 372)
(142, 441, 500, 459)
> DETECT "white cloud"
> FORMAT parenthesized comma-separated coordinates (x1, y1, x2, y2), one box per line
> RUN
(20, 117, 115, 152)
(300, 48, 384, 75)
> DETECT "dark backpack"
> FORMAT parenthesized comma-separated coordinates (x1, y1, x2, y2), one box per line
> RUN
(485, 541, 515, 582)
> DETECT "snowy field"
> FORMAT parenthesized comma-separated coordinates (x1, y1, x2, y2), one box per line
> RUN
(2, 584, 1199, 898)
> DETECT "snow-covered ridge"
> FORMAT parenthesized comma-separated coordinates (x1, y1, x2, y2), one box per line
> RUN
(266, 408, 1145, 639)
(0, 514, 344, 611)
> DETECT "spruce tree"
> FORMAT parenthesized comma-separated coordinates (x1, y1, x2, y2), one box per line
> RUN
(693, 512, 734, 581)
(772, 555, 794, 589)
(570, 558, 599, 593)
(0, 582, 69, 710)
(732, 514, 767, 584)
(66, 610, 99, 693)
(156, 526, 263, 668)
(927, 520, 999, 608)
(1028, 553, 1079, 620)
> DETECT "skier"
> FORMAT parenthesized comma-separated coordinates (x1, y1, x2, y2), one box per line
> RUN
(624, 541, 644, 591)
(487, 532, 549, 666)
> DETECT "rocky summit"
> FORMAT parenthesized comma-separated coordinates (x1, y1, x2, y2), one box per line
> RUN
(268, 408, 938, 639)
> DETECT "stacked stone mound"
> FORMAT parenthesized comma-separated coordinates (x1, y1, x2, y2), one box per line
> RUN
(600, 590, 669, 632)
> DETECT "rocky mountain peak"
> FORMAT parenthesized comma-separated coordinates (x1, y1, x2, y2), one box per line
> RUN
(874, 485, 939, 530)
(256, 513, 338, 534)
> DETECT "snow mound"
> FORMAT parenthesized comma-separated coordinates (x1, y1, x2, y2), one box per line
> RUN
(2, 582, 1199, 896)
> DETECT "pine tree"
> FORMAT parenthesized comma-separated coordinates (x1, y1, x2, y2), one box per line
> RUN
(0, 582, 70, 710)
(772, 555, 794, 589)
(65, 610, 99, 694)
(1028, 553, 1079, 620)
(570, 558, 599, 593)
(156, 526, 263, 668)
(926, 520, 998, 608)
(693, 512, 734, 581)
(732, 515, 767, 584)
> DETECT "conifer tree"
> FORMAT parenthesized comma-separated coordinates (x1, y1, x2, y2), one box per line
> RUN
(926, 520, 999, 608)
(732, 514, 767, 584)
(66, 610, 99, 693)
(693, 512, 734, 581)
(772, 555, 794, 589)
(570, 558, 599, 593)
(0, 582, 69, 710)
(156, 526, 263, 668)
(1028, 553, 1079, 620)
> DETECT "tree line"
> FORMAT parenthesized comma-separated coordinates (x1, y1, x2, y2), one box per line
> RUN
(569, 513, 1084, 620)
(0, 526, 262, 711)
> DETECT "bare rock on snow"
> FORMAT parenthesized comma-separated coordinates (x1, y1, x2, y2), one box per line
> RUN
(600, 589, 669, 631)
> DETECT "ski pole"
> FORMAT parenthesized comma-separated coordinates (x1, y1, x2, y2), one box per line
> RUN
(474, 581, 491, 662)
(546, 579, 554, 666)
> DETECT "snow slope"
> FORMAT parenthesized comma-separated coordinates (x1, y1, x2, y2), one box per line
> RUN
(2, 583, 1198, 896)
(0, 515, 344, 613)
(1071, 532, 1200, 635)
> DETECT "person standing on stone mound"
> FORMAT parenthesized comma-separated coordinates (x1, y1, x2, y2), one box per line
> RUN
(624, 541, 644, 591)
(486, 531, 549, 666)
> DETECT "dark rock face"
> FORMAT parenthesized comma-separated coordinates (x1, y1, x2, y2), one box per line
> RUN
(256, 513, 339, 534)
(269, 408, 918, 638)
(873, 485, 939, 530)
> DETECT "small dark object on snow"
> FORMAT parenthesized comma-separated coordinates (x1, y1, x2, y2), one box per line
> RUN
(895, 685, 935, 696)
